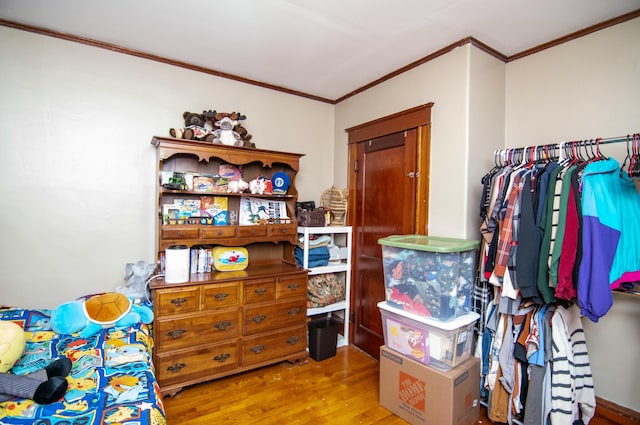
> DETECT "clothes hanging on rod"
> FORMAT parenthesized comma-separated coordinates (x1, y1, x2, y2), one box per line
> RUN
(474, 133, 639, 425)
(478, 134, 640, 320)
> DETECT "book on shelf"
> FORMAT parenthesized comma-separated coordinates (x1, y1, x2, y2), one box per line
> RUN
(239, 197, 290, 225)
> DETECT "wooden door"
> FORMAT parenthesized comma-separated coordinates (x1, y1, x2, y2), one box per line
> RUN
(346, 104, 433, 359)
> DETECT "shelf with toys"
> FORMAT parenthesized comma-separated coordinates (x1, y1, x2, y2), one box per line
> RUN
(152, 136, 304, 258)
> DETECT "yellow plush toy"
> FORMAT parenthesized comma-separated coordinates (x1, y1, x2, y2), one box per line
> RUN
(0, 321, 26, 373)
(0, 320, 71, 404)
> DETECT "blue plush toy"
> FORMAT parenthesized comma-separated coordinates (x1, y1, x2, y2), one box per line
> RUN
(51, 293, 153, 338)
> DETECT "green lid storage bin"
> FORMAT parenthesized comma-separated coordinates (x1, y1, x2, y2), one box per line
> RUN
(377, 235, 480, 321)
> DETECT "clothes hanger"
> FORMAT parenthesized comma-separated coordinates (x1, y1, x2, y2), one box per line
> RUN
(631, 133, 640, 177)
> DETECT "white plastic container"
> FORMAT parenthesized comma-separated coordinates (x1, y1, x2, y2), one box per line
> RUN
(378, 301, 479, 370)
(165, 245, 190, 283)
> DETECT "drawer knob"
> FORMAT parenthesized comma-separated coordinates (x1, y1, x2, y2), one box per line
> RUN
(251, 315, 267, 324)
(214, 320, 232, 331)
(214, 293, 229, 301)
(288, 307, 301, 316)
(179, 231, 185, 237)
(254, 288, 267, 295)
(167, 329, 186, 339)
(250, 344, 265, 354)
(286, 336, 301, 345)
(170, 297, 187, 306)
(167, 362, 185, 373)
(287, 283, 299, 290)
(214, 353, 231, 363)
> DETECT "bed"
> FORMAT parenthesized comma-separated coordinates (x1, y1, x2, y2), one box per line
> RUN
(0, 304, 166, 425)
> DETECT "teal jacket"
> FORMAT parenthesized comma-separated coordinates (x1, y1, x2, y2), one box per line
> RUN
(578, 157, 640, 322)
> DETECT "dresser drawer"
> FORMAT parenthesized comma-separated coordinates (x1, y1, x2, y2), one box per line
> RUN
(202, 282, 239, 309)
(156, 341, 238, 386)
(241, 325, 307, 366)
(237, 226, 268, 238)
(161, 226, 199, 240)
(156, 287, 199, 315)
(201, 226, 236, 238)
(277, 273, 307, 299)
(243, 278, 277, 304)
(268, 224, 297, 237)
(243, 299, 307, 336)
(155, 309, 239, 351)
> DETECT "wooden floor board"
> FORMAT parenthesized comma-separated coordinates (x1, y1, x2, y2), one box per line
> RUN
(162, 345, 636, 424)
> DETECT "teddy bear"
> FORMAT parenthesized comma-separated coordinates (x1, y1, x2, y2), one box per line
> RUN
(0, 321, 72, 404)
(169, 111, 215, 142)
(204, 110, 255, 148)
(50, 293, 154, 339)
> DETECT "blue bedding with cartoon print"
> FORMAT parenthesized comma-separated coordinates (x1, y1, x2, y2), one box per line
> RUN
(0, 306, 166, 425)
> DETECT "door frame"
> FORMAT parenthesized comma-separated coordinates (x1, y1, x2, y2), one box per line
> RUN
(345, 103, 434, 343)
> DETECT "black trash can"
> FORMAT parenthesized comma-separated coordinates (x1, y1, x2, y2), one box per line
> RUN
(308, 317, 339, 361)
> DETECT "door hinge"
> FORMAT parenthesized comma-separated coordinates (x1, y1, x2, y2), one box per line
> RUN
(407, 171, 419, 178)
(354, 159, 359, 172)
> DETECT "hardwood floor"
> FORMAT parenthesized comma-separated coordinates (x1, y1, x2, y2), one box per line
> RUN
(162, 345, 636, 425)
(163, 345, 409, 424)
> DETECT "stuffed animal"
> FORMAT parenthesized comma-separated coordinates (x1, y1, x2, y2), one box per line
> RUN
(227, 178, 249, 193)
(0, 321, 71, 404)
(0, 321, 26, 373)
(115, 261, 156, 302)
(50, 293, 154, 338)
(169, 111, 215, 142)
(249, 176, 269, 194)
(212, 117, 243, 146)
(204, 110, 255, 148)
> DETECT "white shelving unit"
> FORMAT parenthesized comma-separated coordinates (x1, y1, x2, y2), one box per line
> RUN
(297, 225, 352, 348)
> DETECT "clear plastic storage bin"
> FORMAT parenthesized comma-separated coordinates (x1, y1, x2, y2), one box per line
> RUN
(378, 235, 479, 321)
(378, 301, 479, 370)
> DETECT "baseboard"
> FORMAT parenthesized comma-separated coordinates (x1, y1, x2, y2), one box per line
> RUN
(596, 397, 640, 424)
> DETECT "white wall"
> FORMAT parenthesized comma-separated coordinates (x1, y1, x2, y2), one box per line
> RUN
(0, 26, 334, 309)
(466, 47, 506, 237)
(334, 45, 485, 239)
(505, 18, 640, 411)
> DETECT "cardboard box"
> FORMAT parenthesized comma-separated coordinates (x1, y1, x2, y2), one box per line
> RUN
(379, 346, 480, 425)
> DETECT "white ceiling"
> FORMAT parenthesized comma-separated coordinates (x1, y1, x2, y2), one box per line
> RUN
(1, 0, 639, 101)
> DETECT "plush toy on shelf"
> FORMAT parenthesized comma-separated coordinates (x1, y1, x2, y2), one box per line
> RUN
(227, 178, 249, 193)
(204, 110, 255, 148)
(169, 111, 215, 142)
(212, 116, 243, 146)
(50, 293, 154, 338)
(0, 321, 72, 404)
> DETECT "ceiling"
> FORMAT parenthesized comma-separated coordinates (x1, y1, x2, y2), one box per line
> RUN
(1, 0, 639, 102)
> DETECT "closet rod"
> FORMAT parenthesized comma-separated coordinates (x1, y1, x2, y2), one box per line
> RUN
(504, 133, 638, 151)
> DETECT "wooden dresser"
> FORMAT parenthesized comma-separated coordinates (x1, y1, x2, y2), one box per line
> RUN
(150, 137, 308, 396)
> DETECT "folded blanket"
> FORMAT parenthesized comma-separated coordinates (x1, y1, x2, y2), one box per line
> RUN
(297, 234, 332, 249)
(294, 246, 330, 268)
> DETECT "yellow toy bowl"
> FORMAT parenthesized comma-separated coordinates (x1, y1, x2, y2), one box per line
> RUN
(212, 247, 249, 271)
